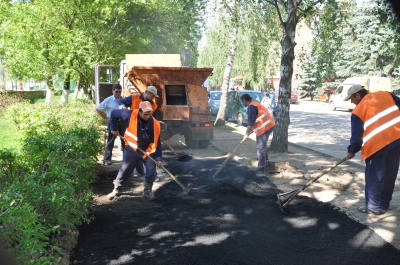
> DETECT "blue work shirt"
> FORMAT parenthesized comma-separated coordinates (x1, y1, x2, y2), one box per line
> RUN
(246, 101, 258, 127)
(118, 94, 158, 119)
(110, 109, 162, 161)
(347, 93, 400, 158)
(96, 95, 120, 118)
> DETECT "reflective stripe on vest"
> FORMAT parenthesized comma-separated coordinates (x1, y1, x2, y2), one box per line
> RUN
(352, 91, 400, 160)
(249, 101, 275, 136)
(124, 109, 160, 157)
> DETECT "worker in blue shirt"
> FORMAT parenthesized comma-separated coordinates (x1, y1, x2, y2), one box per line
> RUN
(106, 101, 162, 200)
(345, 85, 400, 215)
(96, 83, 125, 165)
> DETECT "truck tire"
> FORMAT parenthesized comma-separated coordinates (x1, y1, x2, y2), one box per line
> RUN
(198, 140, 210, 149)
(329, 101, 336, 111)
(184, 134, 199, 149)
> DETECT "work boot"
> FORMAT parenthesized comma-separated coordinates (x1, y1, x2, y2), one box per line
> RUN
(107, 180, 122, 200)
(142, 181, 154, 200)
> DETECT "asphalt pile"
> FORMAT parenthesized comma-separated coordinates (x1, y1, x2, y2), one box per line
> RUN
(70, 154, 400, 265)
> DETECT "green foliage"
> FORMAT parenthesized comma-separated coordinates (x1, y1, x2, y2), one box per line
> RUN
(198, 0, 281, 89)
(7, 101, 101, 137)
(0, 100, 103, 265)
(0, 110, 23, 152)
(333, 0, 397, 78)
(0, 0, 204, 91)
(297, 0, 348, 98)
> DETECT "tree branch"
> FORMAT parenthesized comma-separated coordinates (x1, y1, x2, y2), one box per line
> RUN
(296, 0, 323, 21)
(267, 0, 284, 26)
(222, 0, 234, 17)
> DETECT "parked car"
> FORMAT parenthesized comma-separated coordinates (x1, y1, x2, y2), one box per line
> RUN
(225, 90, 264, 126)
(208, 91, 222, 116)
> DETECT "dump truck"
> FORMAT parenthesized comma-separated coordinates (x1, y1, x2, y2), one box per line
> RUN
(94, 54, 214, 148)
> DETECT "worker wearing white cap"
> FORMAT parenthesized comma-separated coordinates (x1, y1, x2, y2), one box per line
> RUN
(344, 84, 400, 215)
(118, 85, 159, 118)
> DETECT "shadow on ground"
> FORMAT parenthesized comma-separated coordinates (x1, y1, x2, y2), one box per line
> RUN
(70, 155, 400, 265)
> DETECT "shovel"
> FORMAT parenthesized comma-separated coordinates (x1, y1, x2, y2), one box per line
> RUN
(117, 135, 191, 194)
(277, 157, 346, 213)
(211, 139, 246, 178)
(161, 138, 192, 162)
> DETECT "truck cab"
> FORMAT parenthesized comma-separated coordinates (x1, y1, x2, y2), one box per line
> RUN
(329, 76, 392, 111)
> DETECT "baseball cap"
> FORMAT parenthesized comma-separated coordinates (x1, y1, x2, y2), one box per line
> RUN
(344, 84, 364, 101)
(146, 86, 159, 98)
(139, 101, 153, 112)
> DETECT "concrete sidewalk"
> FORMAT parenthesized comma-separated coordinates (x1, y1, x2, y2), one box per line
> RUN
(209, 123, 400, 251)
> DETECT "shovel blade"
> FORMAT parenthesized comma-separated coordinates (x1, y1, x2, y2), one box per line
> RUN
(177, 154, 192, 162)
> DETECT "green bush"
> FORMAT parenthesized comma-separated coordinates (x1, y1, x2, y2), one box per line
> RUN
(0, 100, 103, 265)
(0, 93, 26, 109)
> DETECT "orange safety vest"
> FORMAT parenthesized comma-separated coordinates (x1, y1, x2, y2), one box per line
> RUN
(130, 94, 158, 113)
(249, 101, 275, 136)
(352, 91, 400, 160)
(124, 109, 161, 158)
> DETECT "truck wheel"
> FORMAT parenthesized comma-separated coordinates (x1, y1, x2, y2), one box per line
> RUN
(184, 134, 199, 149)
(198, 140, 210, 149)
(237, 113, 243, 126)
(329, 101, 336, 111)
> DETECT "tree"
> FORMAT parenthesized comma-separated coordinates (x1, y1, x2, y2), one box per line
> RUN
(198, 0, 280, 126)
(296, 1, 347, 100)
(0, 0, 204, 103)
(334, 0, 400, 83)
(267, 0, 343, 152)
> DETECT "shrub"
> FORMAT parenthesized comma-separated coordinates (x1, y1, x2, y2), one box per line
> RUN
(0, 93, 26, 109)
(0, 100, 103, 265)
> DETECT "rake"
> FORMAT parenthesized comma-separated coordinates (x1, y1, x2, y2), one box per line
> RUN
(277, 157, 346, 213)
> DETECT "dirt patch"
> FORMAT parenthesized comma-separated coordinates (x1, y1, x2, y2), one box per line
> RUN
(70, 133, 400, 265)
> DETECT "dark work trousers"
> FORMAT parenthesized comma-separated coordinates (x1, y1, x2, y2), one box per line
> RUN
(115, 145, 157, 184)
(365, 144, 400, 212)
(256, 126, 274, 170)
(104, 120, 125, 162)
(120, 121, 144, 175)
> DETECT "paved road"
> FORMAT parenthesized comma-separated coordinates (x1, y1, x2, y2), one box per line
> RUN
(288, 100, 363, 165)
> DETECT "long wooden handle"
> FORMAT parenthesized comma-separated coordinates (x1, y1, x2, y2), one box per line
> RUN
(161, 138, 179, 156)
(212, 139, 246, 178)
(280, 157, 347, 208)
(117, 135, 190, 193)
(303, 157, 347, 189)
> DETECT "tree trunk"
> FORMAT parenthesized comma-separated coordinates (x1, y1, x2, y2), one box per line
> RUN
(60, 73, 70, 104)
(72, 81, 79, 100)
(45, 76, 54, 104)
(269, 2, 298, 152)
(214, 25, 238, 126)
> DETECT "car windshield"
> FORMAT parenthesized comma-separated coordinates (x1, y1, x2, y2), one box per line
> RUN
(250, 92, 263, 103)
(210, 92, 222, 100)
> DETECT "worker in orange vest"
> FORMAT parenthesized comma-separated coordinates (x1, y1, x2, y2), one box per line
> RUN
(117, 85, 159, 179)
(240, 93, 275, 172)
(106, 101, 162, 200)
(344, 84, 400, 215)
